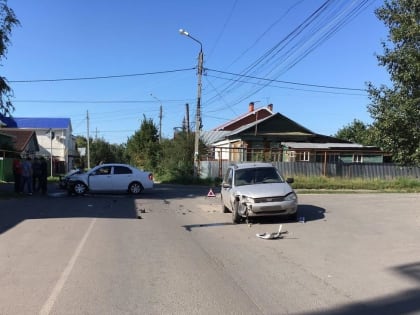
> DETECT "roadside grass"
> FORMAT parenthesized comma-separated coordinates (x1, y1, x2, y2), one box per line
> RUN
(291, 176, 420, 193)
(158, 175, 420, 193)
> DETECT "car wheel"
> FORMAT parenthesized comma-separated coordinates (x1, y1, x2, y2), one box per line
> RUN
(73, 182, 87, 196)
(129, 182, 144, 195)
(232, 200, 243, 224)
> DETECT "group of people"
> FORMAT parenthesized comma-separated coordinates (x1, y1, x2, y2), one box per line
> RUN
(12, 156, 48, 195)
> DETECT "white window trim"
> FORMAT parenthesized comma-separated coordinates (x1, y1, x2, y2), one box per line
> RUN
(353, 154, 363, 163)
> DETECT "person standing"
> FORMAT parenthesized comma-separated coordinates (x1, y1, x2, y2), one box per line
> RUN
(32, 157, 42, 192)
(39, 157, 48, 195)
(21, 157, 33, 195)
(12, 157, 22, 193)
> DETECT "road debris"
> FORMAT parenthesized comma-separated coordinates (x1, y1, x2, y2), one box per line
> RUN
(256, 224, 288, 240)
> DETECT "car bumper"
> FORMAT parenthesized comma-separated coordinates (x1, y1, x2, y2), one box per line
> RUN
(245, 200, 298, 217)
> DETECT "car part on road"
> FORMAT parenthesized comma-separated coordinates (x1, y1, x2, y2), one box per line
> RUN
(256, 224, 288, 240)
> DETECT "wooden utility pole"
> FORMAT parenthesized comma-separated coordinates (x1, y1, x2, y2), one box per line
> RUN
(159, 104, 162, 143)
(87, 110, 90, 169)
(186, 103, 190, 134)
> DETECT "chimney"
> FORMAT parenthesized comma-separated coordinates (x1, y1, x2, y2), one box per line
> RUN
(267, 104, 273, 112)
(248, 102, 255, 112)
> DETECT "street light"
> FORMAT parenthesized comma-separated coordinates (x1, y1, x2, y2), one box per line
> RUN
(179, 28, 203, 178)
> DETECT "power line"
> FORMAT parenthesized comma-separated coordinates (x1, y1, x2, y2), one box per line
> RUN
(206, 68, 366, 91)
(11, 98, 194, 104)
(7, 67, 195, 83)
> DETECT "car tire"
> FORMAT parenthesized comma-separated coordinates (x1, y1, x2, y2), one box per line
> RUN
(73, 182, 87, 196)
(232, 200, 242, 224)
(129, 182, 144, 195)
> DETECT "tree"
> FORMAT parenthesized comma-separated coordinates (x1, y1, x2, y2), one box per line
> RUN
(74, 135, 129, 168)
(126, 115, 160, 171)
(0, 0, 19, 116)
(158, 131, 195, 181)
(334, 119, 373, 145)
(367, 0, 420, 165)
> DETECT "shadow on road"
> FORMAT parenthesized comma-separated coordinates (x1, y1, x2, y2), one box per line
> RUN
(297, 204, 326, 222)
(296, 261, 420, 315)
(0, 183, 222, 235)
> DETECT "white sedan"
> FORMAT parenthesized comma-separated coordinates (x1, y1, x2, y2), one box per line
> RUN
(67, 163, 154, 195)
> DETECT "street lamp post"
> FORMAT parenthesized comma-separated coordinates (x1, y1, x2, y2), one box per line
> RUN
(179, 28, 203, 178)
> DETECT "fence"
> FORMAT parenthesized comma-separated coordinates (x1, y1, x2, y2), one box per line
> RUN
(200, 160, 420, 180)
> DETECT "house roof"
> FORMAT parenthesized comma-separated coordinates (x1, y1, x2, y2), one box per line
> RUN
(0, 128, 39, 152)
(213, 105, 273, 131)
(282, 142, 381, 151)
(201, 130, 232, 145)
(0, 116, 71, 129)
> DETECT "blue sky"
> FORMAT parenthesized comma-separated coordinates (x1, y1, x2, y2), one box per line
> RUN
(3, 0, 389, 144)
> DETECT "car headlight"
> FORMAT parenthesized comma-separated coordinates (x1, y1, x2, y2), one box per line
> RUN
(284, 192, 297, 201)
(242, 196, 254, 204)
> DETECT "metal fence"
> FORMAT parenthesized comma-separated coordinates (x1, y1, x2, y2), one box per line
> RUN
(200, 160, 420, 180)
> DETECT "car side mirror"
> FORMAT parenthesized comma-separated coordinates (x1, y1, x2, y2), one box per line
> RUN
(286, 177, 294, 184)
(222, 182, 231, 188)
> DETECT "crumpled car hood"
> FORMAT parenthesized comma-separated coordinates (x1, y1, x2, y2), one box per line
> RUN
(234, 183, 294, 198)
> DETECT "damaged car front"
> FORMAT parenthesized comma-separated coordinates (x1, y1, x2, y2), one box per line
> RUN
(221, 163, 298, 223)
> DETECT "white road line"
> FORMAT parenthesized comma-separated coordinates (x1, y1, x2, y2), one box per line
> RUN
(39, 218, 97, 315)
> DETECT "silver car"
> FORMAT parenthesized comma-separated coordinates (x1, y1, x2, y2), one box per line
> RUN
(221, 163, 298, 223)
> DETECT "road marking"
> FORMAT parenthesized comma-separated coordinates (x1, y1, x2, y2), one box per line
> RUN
(39, 218, 97, 315)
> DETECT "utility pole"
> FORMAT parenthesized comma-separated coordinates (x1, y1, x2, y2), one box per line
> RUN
(159, 104, 162, 143)
(86, 110, 90, 169)
(151, 93, 163, 143)
(194, 47, 203, 178)
(179, 28, 203, 178)
(185, 103, 190, 134)
(50, 129, 54, 177)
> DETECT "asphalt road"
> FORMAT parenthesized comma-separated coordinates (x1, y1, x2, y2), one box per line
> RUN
(0, 184, 419, 315)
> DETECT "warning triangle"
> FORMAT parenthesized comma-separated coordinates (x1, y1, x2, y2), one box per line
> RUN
(207, 188, 216, 197)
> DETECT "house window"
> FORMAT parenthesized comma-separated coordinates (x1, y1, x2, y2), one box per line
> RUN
(287, 151, 296, 162)
(353, 154, 363, 163)
(299, 151, 310, 162)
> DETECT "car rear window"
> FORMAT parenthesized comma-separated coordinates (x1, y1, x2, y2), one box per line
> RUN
(113, 166, 132, 174)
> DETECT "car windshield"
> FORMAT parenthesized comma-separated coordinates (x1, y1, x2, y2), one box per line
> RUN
(234, 167, 284, 186)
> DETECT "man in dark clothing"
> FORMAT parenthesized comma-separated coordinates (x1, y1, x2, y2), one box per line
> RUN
(32, 157, 42, 192)
(12, 157, 22, 193)
(21, 157, 33, 195)
(39, 157, 48, 195)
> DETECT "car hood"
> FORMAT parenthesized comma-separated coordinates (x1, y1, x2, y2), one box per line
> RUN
(235, 183, 294, 198)
(68, 173, 88, 181)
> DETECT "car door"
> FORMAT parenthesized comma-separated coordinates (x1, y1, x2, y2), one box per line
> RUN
(88, 166, 113, 191)
(112, 166, 133, 191)
(221, 168, 233, 210)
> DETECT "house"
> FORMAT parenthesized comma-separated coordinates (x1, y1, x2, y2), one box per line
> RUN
(201, 103, 385, 164)
(0, 116, 78, 173)
(0, 129, 39, 157)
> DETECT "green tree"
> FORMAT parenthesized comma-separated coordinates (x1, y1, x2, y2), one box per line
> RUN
(335, 119, 373, 145)
(367, 0, 420, 165)
(126, 115, 160, 171)
(74, 136, 128, 168)
(0, 0, 19, 116)
(158, 132, 195, 182)
(90, 138, 116, 166)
